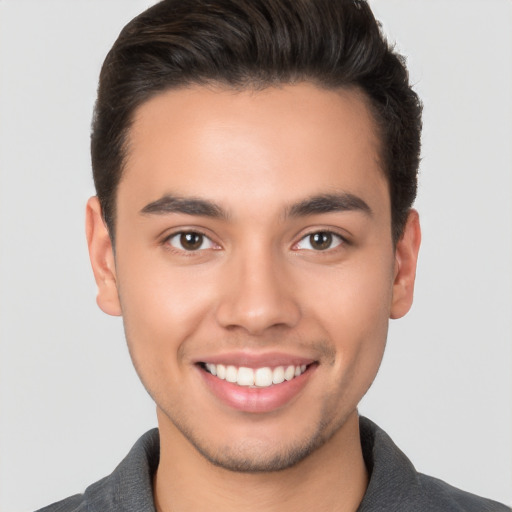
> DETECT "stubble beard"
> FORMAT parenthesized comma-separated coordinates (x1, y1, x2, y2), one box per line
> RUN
(161, 402, 353, 473)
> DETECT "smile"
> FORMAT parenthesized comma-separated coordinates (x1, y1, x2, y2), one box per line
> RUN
(202, 363, 308, 388)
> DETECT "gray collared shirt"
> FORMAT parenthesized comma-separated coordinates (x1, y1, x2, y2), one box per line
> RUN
(36, 416, 511, 512)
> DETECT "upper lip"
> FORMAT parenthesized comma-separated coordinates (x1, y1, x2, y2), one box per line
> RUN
(194, 351, 316, 368)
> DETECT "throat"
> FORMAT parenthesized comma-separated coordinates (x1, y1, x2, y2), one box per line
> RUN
(153, 408, 368, 512)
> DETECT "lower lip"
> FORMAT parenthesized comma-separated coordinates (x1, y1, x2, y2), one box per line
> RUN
(199, 365, 316, 413)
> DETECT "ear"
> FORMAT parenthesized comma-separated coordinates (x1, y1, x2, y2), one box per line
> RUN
(390, 209, 421, 319)
(85, 196, 122, 316)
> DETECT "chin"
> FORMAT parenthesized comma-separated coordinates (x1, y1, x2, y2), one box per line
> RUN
(189, 434, 328, 473)
(164, 402, 355, 473)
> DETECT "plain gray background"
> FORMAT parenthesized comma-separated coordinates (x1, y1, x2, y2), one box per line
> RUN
(0, 1, 511, 510)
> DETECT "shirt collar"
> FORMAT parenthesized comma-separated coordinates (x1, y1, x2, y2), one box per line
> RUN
(82, 417, 421, 512)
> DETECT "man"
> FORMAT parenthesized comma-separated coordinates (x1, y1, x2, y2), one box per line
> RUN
(34, 0, 510, 511)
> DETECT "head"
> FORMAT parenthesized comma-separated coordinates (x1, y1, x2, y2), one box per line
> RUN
(86, 0, 422, 473)
(91, 0, 422, 246)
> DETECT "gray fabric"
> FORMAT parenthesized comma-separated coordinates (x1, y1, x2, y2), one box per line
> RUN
(36, 428, 159, 512)
(35, 417, 510, 512)
(357, 417, 510, 511)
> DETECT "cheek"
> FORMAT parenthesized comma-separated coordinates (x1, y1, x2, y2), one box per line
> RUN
(301, 256, 393, 372)
(305, 255, 393, 327)
(114, 251, 218, 367)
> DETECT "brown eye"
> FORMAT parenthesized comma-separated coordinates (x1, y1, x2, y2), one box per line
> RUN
(309, 232, 333, 250)
(295, 231, 344, 251)
(168, 231, 212, 251)
(180, 232, 203, 250)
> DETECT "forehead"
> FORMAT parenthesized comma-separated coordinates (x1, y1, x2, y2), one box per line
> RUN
(121, 83, 388, 218)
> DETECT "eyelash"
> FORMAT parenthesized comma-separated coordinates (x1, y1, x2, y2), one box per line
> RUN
(293, 230, 347, 252)
(163, 230, 218, 253)
(162, 229, 348, 254)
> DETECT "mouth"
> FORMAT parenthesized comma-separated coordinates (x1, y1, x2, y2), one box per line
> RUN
(197, 358, 317, 413)
(200, 362, 309, 388)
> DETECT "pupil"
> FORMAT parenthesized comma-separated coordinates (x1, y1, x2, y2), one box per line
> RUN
(311, 232, 332, 250)
(181, 232, 203, 250)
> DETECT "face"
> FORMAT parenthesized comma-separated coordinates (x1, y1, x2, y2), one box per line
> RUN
(87, 83, 420, 472)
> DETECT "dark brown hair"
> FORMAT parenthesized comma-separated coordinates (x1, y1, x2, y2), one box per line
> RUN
(91, 0, 422, 243)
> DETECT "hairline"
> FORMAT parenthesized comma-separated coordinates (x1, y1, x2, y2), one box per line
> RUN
(106, 79, 395, 244)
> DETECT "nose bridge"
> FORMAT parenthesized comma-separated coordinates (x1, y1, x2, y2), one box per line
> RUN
(215, 239, 300, 334)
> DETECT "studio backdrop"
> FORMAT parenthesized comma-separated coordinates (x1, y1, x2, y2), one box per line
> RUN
(0, 1, 510, 510)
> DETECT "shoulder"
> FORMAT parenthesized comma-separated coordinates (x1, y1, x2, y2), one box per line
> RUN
(416, 472, 511, 512)
(33, 473, 115, 512)
(358, 416, 511, 512)
(35, 493, 88, 512)
(33, 429, 159, 512)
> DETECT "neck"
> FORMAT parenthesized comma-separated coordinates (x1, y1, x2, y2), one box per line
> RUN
(153, 410, 368, 512)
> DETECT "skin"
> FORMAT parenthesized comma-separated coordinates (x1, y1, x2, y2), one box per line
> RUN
(86, 83, 421, 512)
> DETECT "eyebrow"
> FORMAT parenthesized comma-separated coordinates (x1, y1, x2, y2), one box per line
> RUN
(286, 192, 372, 218)
(140, 191, 372, 220)
(140, 195, 229, 219)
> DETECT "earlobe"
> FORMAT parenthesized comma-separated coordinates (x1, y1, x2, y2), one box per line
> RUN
(390, 209, 421, 320)
(85, 197, 122, 316)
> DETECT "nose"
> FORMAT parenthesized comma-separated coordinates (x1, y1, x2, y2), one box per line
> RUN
(215, 248, 301, 335)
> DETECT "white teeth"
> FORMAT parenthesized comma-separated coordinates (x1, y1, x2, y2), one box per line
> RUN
(216, 364, 226, 380)
(205, 363, 217, 376)
(255, 367, 273, 387)
(237, 367, 254, 386)
(204, 363, 308, 387)
(225, 365, 238, 383)
(272, 366, 285, 384)
(284, 365, 295, 381)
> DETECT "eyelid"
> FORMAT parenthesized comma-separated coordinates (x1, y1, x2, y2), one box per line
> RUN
(292, 229, 348, 251)
(162, 229, 221, 252)
(160, 226, 349, 253)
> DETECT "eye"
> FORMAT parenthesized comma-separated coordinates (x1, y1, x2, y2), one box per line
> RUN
(166, 231, 217, 251)
(295, 231, 344, 251)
